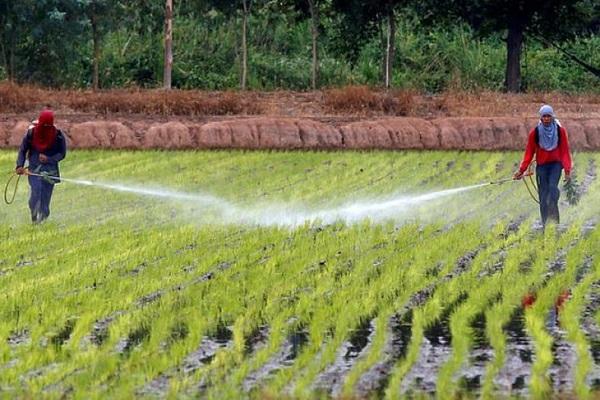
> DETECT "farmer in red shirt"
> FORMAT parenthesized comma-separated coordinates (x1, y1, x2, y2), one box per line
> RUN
(513, 105, 572, 226)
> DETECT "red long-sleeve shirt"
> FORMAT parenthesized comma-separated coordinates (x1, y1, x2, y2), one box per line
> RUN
(519, 126, 572, 174)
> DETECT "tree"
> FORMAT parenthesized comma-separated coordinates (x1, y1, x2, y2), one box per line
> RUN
(0, 0, 18, 81)
(307, 0, 319, 89)
(332, 0, 407, 88)
(241, 0, 251, 90)
(164, 0, 173, 89)
(80, 0, 113, 90)
(2, 0, 89, 86)
(200, 0, 253, 89)
(423, 0, 597, 92)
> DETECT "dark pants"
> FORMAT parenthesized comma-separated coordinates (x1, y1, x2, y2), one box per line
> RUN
(28, 175, 55, 223)
(536, 162, 562, 225)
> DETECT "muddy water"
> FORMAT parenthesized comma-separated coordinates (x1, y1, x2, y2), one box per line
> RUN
(140, 329, 234, 398)
(399, 294, 468, 395)
(581, 281, 600, 389)
(457, 312, 494, 394)
(242, 329, 308, 393)
(354, 313, 412, 397)
(399, 331, 452, 395)
(494, 310, 533, 396)
(311, 319, 376, 397)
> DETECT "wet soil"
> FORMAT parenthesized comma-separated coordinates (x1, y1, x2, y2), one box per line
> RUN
(242, 329, 308, 393)
(311, 319, 376, 397)
(494, 309, 533, 396)
(139, 326, 234, 398)
(182, 333, 233, 374)
(354, 312, 412, 397)
(115, 324, 151, 355)
(457, 313, 494, 394)
(579, 159, 597, 197)
(244, 325, 270, 356)
(580, 280, 600, 389)
(83, 310, 125, 346)
(400, 293, 467, 395)
(7, 329, 30, 347)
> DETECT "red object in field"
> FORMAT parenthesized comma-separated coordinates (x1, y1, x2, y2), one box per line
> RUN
(555, 290, 570, 311)
(522, 292, 536, 308)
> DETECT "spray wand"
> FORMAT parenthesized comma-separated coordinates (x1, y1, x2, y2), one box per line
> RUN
(4, 168, 62, 205)
(488, 168, 539, 204)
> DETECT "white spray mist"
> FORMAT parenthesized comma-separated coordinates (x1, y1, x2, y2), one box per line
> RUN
(55, 176, 489, 227)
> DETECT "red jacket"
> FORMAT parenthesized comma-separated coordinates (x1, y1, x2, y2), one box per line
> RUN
(519, 125, 572, 174)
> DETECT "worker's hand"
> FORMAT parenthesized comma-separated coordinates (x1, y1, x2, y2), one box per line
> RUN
(513, 170, 524, 180)
(39, 154, 48, 163)
(15, 166, 25, 175)
(564, 171, 571, 182)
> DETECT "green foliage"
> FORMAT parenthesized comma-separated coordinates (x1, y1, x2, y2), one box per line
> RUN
(391, 19, 506, 91)
(523, 35, 600, 92)
(563, 174, 581, 206)
(1, 1, 598, 91)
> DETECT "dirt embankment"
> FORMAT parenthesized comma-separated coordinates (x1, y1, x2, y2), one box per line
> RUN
(1, 116, 600, 151)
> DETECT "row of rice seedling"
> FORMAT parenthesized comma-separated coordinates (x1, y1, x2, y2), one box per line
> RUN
(1, 149, 599, 397)
(383, 218, 536, 398)
(525, 224, 596, 398)
(558, 251, 599, 399)
(435, 221, 540, 398)
(1, 226, 246, 395)
(338, 221, 508, 398)
(276, 223, 488, 399)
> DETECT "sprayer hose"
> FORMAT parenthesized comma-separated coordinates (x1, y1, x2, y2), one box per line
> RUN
(522, 173, 539, 204)
(4, 172, 21, 205)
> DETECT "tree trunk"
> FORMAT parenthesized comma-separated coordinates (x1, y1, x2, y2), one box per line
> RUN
(505, 19, 524, 93)
(91, 12, 100, 90)
(308, 0, 319, 90)
(0, 40, 7, 80)
(163, 0, 173, 90)
(385, 9, 396, 89)
(241, 0, 251, 90)
(9, 40, 14, 81)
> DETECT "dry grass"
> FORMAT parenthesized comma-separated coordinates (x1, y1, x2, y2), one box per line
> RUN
(0, 82, 50, 112)
(61, 89, 264, 116)
(323, 85, 415, 116)
(1, 81, 599, 118)
(438, 90, 600, 117)
(0, 82, 263, 116)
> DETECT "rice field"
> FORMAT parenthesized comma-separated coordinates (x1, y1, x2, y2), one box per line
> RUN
(1, 149, 600, 399)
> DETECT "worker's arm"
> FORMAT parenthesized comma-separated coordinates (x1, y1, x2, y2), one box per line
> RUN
(518, 128, 537, 173)
(48, 131, 67, 163)
(559, 127, 572, 179)
(15, 130, 31, 170)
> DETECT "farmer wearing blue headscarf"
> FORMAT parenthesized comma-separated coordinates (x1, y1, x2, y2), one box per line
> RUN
(514, 105, 572, 226)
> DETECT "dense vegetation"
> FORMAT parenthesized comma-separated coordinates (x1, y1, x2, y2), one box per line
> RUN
(0, 0, 599, 93)
(1, 149, 600, 397)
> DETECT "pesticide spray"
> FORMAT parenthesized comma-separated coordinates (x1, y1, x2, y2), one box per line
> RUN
(5, 169, 508, 226)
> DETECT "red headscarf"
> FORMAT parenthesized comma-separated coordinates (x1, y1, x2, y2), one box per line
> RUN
(32, 109, 57, 152)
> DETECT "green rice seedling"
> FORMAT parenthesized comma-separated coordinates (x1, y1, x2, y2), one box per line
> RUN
(524, 223, 591, 398)
(1, 149, 600, 398)
(382, 222, 522, 399)
(559, 266, 599, 399)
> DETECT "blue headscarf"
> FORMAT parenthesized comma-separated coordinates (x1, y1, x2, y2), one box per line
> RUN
(537, 105, 558, 151)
